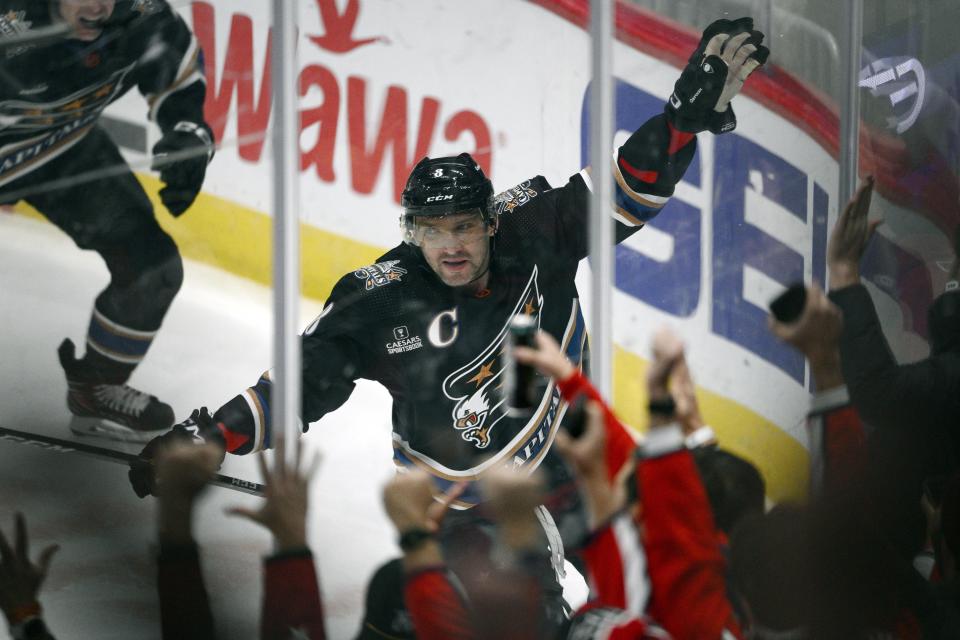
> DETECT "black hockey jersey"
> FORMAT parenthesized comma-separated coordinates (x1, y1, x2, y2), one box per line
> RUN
(0, 0, 206, 187)
(212, 112, 697, 505)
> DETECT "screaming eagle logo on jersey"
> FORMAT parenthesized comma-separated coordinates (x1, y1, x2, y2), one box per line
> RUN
(354, 260, 407, 290)
(442, 267, 543, 449)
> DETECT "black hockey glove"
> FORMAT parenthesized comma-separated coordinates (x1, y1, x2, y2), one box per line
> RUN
(128, 407, 226, 498)
(151, 121, 215, 217)
(665, 17, 770, 134)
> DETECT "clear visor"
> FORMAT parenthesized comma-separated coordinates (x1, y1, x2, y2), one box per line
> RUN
(401, 210, 489, 248)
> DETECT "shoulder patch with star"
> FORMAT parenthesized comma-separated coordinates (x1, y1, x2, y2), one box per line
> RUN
(493, 177, 548, 216)
(353, 260, 407, 290)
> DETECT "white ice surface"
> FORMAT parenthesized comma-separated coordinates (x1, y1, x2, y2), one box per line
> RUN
(0, 213, 586, 639)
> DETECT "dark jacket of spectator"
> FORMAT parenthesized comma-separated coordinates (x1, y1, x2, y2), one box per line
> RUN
(829, 284, 960, 478)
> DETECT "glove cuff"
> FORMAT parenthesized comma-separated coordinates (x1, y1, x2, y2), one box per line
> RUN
(707, 104, 737, 134)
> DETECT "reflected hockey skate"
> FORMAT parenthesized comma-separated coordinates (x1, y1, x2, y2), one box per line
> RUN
(67, 408, 171, 444)
(58, 339, 174, 443)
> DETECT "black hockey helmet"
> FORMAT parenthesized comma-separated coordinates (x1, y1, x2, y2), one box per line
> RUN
(401, 152, 494, 218)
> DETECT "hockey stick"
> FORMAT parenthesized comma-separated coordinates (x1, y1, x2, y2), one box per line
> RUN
(0, 424, 265, 496)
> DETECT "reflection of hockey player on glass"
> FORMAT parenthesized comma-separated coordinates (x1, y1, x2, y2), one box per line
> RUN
(0, 1, 214, 441)
(858, 10, 960, 264)
(131, 13, 768, 622)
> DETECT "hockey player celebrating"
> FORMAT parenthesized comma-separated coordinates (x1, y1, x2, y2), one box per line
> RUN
(130, 14, 768, 624)
(0, 1, 214, 441)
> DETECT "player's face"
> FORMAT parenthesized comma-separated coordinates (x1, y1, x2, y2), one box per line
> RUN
(415, 212, 494, 290)
(58, 0, 116, 42)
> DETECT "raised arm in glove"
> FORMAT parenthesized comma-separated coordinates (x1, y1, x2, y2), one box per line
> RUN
(666, 17, 770, 135)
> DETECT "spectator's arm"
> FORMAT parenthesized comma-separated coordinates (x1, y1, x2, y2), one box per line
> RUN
(766, 283, 870, 496)
(579, 513, 650, 614)
(830, 284, 958, 430)
(0, 515, 58, 640)
(638, 429, 743, 639)
(478, 469, 548, 639)
(404, 568, 476, 640)
(553, 395, 655, 621)
(806, 386, 868, 497)
(261, 550, 325, 640)
(554, 400, 629, 532)
(827, 178, 878, 292)
(516, 332, 638, 480)
(556, 369, 638, 482)
(670, 355, 719, 448)
(482, 468, 546, 555)
(639, 328, 744, 639)
(383, 473, 475, 640)
(156, 542, 213, 640)
(227, 443, 326, 640)
(768, 283, 845, 393)
(822, 176, 957, 428)
(155, 444, 221, 640)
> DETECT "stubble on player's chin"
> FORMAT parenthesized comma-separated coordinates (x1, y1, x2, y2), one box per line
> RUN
(433, 262, 469, 285)
(434, 264, 469, 288)
(442, 273, 474, 289)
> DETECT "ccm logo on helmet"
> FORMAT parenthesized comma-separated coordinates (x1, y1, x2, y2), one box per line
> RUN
(426, 195, 454, 202)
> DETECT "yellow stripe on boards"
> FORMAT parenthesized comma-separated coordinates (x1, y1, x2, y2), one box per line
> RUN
(612, 345, 809, 504)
